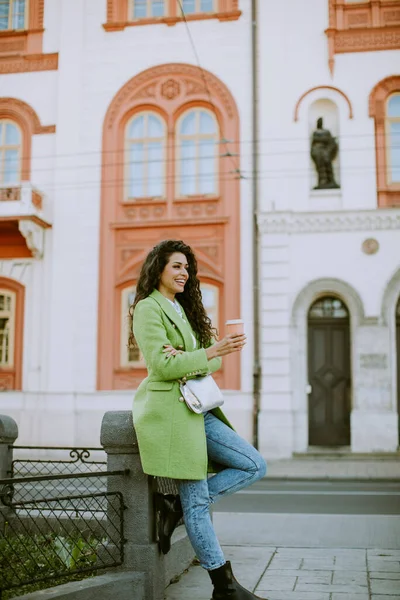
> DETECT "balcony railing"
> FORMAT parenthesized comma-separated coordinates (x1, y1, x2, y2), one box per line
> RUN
(0, 182, 49, 223)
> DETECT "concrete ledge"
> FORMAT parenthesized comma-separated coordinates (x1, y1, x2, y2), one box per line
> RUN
(13, 572, 145, 600)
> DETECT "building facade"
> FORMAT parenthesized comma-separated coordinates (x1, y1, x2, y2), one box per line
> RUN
(0, 0, 399, 456)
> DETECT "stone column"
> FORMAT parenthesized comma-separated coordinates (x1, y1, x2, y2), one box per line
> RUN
(0, 414, 18, 526)
(100, 411, 164, 600)
(0, 414, 18, 479)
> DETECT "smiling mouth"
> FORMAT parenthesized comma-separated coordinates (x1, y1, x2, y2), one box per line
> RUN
(175, 280, 186, 286)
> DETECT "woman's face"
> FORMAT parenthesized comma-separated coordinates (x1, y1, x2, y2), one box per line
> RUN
(158, 252, 189, 300)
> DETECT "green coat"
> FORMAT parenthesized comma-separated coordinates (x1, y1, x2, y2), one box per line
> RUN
(132, 289, 233, 480)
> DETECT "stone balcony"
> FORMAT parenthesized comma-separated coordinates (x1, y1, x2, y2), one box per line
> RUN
(0, 182, 52, 259)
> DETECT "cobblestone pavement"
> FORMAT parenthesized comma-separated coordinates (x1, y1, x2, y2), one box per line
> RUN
(165, 546, 400, 599)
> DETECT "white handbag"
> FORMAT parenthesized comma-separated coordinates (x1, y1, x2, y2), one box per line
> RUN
(179, 374, 224, 414)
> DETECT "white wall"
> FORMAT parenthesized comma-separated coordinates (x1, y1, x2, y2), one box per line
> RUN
(256, 0, 400, 456)
(0, 0, 255, 445)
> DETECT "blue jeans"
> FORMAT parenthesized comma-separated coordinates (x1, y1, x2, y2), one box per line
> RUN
(178, 412, 267, 571)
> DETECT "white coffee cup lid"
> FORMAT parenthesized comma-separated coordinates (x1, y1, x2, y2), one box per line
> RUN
(225, 319, 244, 324)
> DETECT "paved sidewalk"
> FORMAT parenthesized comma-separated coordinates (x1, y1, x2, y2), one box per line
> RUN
(165, 546, 400, 599)
(266, 457, 400, 481)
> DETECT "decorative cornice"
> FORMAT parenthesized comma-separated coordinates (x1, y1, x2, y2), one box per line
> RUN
(0, 53, 58, 75)
(326, 0, 400, 74)
(18, 220, 44, 259)
(258, 210, 400, 234)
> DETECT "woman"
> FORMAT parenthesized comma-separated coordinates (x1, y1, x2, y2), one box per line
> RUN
(130, 240, 267, 600)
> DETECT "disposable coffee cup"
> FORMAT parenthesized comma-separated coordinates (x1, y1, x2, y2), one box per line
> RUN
(225, 319, 244, 335)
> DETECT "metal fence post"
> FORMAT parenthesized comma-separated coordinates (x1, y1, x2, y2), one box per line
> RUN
(0, 414, 18, 529)
(100, 411, 164, 600)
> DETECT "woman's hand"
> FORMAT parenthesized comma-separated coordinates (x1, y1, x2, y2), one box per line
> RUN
(205, 334, 247, 360)
(163, 344, 184, 358)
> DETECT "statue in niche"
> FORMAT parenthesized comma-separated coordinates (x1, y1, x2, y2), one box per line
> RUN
(311, 117, 340, 189)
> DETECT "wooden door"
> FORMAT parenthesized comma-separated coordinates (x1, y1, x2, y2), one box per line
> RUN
(308, 297, 351, 447)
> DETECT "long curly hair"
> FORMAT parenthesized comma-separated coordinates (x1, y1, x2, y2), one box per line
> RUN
(128, 240, 217, 350)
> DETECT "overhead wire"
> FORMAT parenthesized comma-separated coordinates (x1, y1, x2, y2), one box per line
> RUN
(16, 131, 393, 164)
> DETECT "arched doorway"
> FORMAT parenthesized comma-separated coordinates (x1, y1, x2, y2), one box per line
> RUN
(396, 297, 400, 446)
(308, 296, 351, 446)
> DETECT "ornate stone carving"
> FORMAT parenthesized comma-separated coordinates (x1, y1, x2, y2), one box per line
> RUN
(0, 186, 21, 201)
(176, 205, 189, 217)
(0, 373, 14, 391)
(131, 82, 158, 101)
(0, 40, 25, 53)
(107, 63, 237, 128)
(123, 204, 167, 221)
(258, 210, 400, 235)
(18, 221, 44, 259)
(384, 9, 400, 24)
(161, 79, 180, 100)
(348, 13, 369, 26)
(172, 201, 220, 220)
(0, 53, 58, 75)
(326, 0, 400, 73)
(184, 78, 207, 97)
(335, 29, 400, 53)
(201, 245, 218, 260)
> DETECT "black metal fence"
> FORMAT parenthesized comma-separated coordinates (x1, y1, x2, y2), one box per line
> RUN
(10, 445, 177, 497)
(10, 445, 180, 517)
(0, 468, 128, 599)
(9, 447, 108, 504)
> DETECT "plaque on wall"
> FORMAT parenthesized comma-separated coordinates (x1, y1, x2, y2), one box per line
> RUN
(360, 354, 387, 370)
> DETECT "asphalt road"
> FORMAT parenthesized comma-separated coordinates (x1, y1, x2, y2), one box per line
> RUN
(213, 480, 400, 515)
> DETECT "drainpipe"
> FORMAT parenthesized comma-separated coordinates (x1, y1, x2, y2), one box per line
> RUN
(251, 0, 261, 450)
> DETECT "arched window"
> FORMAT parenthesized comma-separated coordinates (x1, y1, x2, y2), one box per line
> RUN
(99, 64, 241, 391)
(0, 120, 21, 185)
(308, 297, 349, 320)
(177, 109, 219, 197)
(0, 289, 15, 368)
(125, 112, 165, 200)
(387, 94, 400, 184)
(201, 282, 219, 330)
(0, 0, 27, 30)
(369, 77, 400, 207)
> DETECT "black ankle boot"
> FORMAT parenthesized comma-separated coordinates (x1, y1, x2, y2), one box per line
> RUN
(154, 493, 183, 555)
(208, 561, 268, 599)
